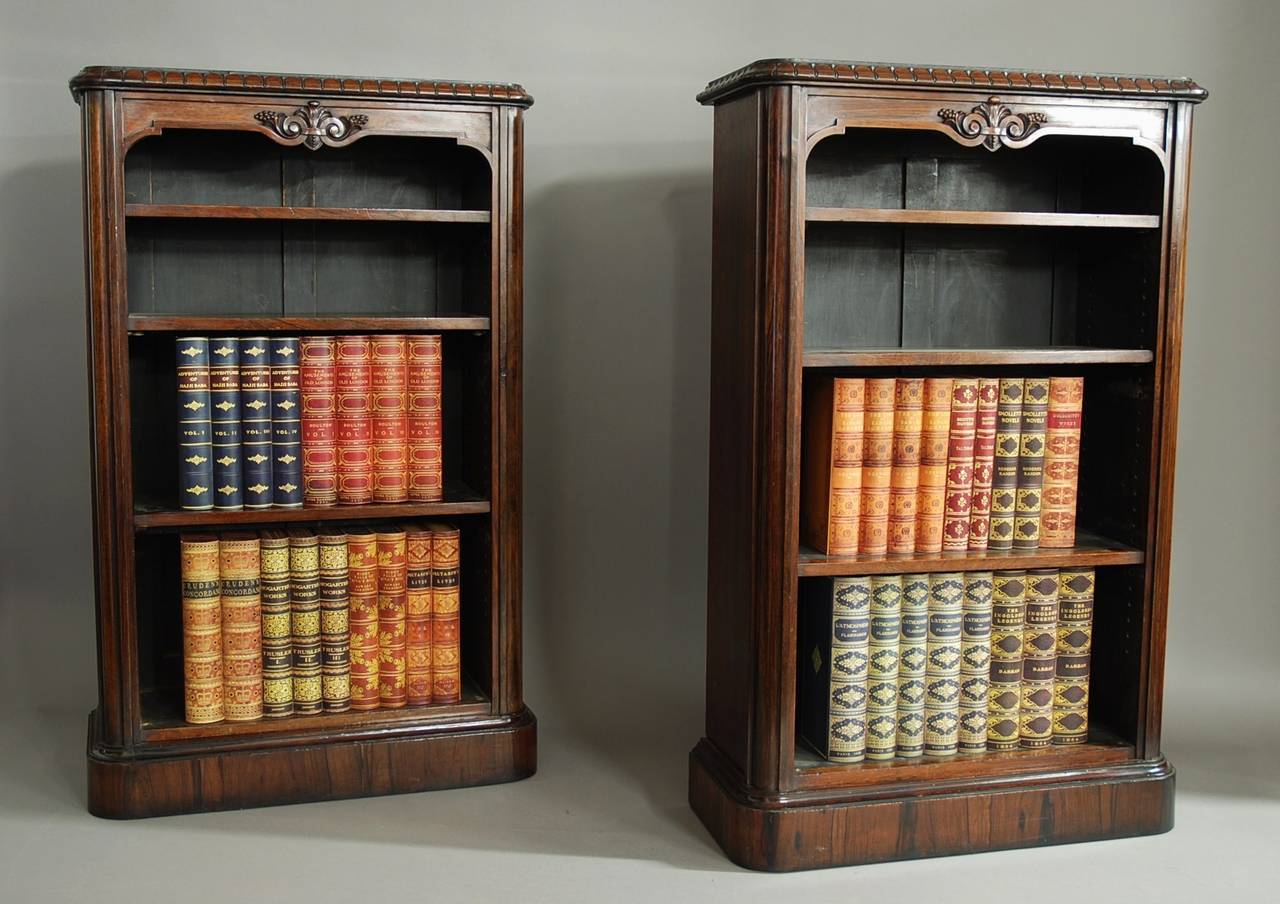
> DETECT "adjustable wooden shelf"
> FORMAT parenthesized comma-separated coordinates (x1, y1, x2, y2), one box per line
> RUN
(690, 59, 1205, 870)
(72, 65, 535, 817)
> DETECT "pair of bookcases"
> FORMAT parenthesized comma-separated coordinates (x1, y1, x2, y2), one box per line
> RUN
(73, 60, 1204, 872)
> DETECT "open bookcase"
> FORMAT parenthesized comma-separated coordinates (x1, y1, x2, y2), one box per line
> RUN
(691, 60, 1205, 870)
(72, 66, 534, 817)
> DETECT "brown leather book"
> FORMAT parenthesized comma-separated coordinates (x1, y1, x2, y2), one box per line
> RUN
(941, 379, 979, 551)
(258, 529, 293, 718)
(218, 532, 263, 722)
(1054, 568, 1095, 744)
(335, 336, 373, 505)
(987, 570, 1026, 751)
(888, 378, 924, 554)
(1013, 379, 1051, 550)
(407, 336, 445, 502)
(346, 527, 380, 710)
(987, 379, 1024, 550)
(858, 379, 896, 555)
(1041, 377, 1085, 548)
(429, 523, 463, 703)
(180, 534, 224, 724)
(288, 528, 323, 715)
(405, 525, 434, 706)
(967, 379, 999, 550)
(300, 337, 338, 507)
(318, 530, 351, 713)
(377, 526, 409, 708)
(371, 335, 409, 503)
(914, 378, 952, 553)
(1019, 568, 1059, 748)
(800, 377, 865, 555)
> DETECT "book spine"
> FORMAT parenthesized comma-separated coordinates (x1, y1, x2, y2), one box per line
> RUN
(318, 530, 351, 713)
(300, 337, 338, 507)
(1013, 378, 1050, 549)
(827, 577, 871, 762)
(958, 571, 993, 754)
(239, 338, 274, 510)
(865, 575, 902, 760)
(888, 378, 923, 554)
(289, 528, 322, 715)
(914, 377, 952, 553)
(377, 527, 409, 708)
(209, 338, 243, 510)
(924, 572, 963, 756)
(987, 379, 1024, 550)
(1020, 568, 1059, 748)
(406, 526, 434, 706)
(967, 379, 999, 549)
(895, 575, 930, 758)
(826, 378, 865, 554)
(430, 523, 463, 703)
(336, 336, 374, 505)
(987, 570, 1027, 751)
(180, 535, 223, 724)
(407, 336, 445, 502)
(346, 529, 380, 710)
(1041, 377, 1085, 548)
(258, 530, 293, 718)
(942, 378, 979, 551)
(1054, 568, 1095, 745)
(176, 337, 214, 511)
(858, 378, 895, 555)
(270, 338, 303, 508)
(371, 335, 409, 503)
(219, 533, 263, 722)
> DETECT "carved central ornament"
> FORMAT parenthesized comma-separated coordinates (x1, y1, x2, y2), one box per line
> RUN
(254, 101, 369, 149)
(937, 96, 1047, 151)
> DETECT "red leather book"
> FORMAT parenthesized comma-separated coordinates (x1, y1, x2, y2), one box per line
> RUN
(335, 336, 373, 505)
(300, 337, 338, 507)
(371, 335, 409, 503)
(346, 527, 380, 710)
(377, 526, 409, 708)
(941, 378, 979, 551)
(407, 336, 444, 502)
(800, 377, 864, 555)
(913, 378, 952, 553)
(180, 534, 224, 724)
(967, 378, 999, 550)
(218, 532, 263, 722)
(858, 378, 895, 555)
(1013, 378, 1051, 549)
(1041, 377, 1085, 548)
(429, 522, 462, 703)
(888, 378, 923, 554)
(987, 379, 1025, 550)
(405, 526, 434, 706)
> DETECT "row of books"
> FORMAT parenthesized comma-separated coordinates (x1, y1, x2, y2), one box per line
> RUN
(180, 522, 461, 724)
(802, 376, 1084, 556)
(177, 335, 443, 511)
(799, 567, 1094, 762)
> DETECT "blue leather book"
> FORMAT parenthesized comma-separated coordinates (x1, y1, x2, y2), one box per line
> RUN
(271, 337, 303, 508)
(209, 337, 243, 510)
(175, 337, 214, 511)
(239, 337, 273, 509)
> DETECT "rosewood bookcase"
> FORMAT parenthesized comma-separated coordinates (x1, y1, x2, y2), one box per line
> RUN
(72, 66, 535, 817)
(690, 59, 1205, 870)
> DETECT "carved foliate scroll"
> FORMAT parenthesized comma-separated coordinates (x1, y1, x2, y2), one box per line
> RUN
(937, 97, 1047, 151)
(254, 101, 369, 149)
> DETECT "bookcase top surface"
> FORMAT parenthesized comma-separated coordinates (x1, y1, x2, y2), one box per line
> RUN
(697, 58, 1206, 105)
(70, 65, 533, 107)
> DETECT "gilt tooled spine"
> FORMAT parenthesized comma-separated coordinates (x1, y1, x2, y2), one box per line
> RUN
(827, 577, 871, 762)
(888, 378, 924, 554)
(219, 533, 263, 722)
(405, 527, 434, 706)
(318, 530, 351, 712)
(371, 335, 409, 503)
(407, 336, 445, 502)
(826, 378, 865, 554)
(925, 572, 963, 756)
(258, 530, 293, 718)
(1020, 568, 1059, 748)
(270, 338, 303, 508)
(429, 522, 463, 703)
(1041, 377, 1085, 548)
(289, 528, 323, 715)
(987, 570, 1027, 751)
(176, 337, 214, 511)
(1013, 378, 1050, 549)
(377, 527, 409, 708)
(239, 338, 274, 510)
(180, 535, 224, 724)
(958, 571, 993, 754)
(336, 336, 374, 505)
(968, 379, 999, 549)
(300, 337, 338, 507)
(914, 378, 952, 553)
(858, 379, 896, 555)
(1054, 568, 1095, 745)
(896, 575, 930, 758)
(209, 338, 243, 510)
(942, 378, 979, 551)
(987, 379, 1024, 550)
(346, 528, 380, 710)
(865, 575, 902, 760)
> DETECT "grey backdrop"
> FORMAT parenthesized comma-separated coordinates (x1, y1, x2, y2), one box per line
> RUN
(1, 1, 1277, 897)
